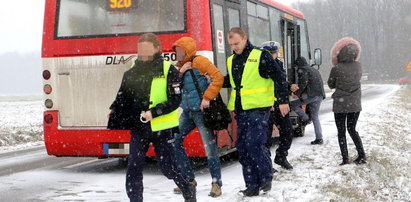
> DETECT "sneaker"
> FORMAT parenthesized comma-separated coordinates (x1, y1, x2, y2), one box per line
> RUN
(239, 188, 259, 196)
(310, 139, 323, 145)
(259, 181, 272, 192)
(209, 183, 222, 197)
(274, 157, 293, 170)
(174, 179, 197, 194)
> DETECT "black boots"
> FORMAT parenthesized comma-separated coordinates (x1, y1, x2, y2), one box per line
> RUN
(239, 188, 259, 196)
(354, 156, 367, 164)
(274, 157, 293, 170)
(259, 181, 272, 192)
(340, 158, 349, 165)
(338, 131, 350, 165)
(311, 139, 323, 145)
(351, 132, 366, 164)
(338, 131, 366, 165)
(182, 184, 197, 202)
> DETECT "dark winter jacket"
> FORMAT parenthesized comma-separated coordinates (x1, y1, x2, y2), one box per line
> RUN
(223, 41, 289, 112)
(293, 57, 326, 100)
(180, 69, 209, 111)
(328, 37, 362, 113)
(107, 53, 182, 135)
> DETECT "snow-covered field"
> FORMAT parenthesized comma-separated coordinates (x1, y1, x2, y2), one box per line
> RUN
(0, 95, 43, 150)
(0, 85, 410, 202)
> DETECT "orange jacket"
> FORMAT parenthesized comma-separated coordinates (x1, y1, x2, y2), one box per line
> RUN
(172, 37, 223, 101)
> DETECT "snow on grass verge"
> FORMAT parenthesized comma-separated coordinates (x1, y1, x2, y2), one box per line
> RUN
(318, 85, 411, 201)
(0, 97, 43, 151)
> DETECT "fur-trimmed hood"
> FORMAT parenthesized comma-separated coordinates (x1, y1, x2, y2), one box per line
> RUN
(330, 37, 361, 66)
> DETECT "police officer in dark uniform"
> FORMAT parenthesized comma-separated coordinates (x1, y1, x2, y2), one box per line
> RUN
(224, 28, 290, 196)
(108, 33, 196, 202)
(262, 42, 294, 170)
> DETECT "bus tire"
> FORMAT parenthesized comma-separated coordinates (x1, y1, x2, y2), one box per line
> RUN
(294, 126, 305, 137)
(118, 157, 128, 167)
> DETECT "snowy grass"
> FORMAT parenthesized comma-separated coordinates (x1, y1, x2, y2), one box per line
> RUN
(0, 97, 43, 151)
(317, 85, 411, 201)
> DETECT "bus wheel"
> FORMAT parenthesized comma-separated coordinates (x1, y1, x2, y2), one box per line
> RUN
(118, 157, 128, 167)
(294, 126, 305, 137)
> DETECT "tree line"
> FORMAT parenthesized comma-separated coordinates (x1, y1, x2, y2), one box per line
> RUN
(292, 0, 411, 81)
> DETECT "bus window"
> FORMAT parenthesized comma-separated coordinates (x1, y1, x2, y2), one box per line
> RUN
(297, 19, 310, 60)
(56, 0, 185, 38)
(247, 1, 270, 45)
(212, 3, 229, 102)
(228, 8, 240, 28)
(269, 8, 282, 43)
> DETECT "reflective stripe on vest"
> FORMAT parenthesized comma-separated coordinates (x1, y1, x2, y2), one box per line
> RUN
(148, 61, 179, 131)
(226, 49, 276, 111)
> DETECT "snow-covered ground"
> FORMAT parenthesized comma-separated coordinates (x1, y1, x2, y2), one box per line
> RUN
(0, 95, 43, 150)
(0, 85, 410, 202)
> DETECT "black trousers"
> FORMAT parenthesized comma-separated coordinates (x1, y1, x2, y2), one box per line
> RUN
(334, 112, 365, 159)
(126, 128, 190, 201)
(266, 103, 294, 159)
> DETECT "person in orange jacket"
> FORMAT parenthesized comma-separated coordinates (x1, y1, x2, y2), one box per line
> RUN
(171, 36, 224, 197)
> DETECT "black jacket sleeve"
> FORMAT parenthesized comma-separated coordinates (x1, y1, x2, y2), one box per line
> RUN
(223, 74, 232, 88)
(110, 73, 127, 111)
(328, 67, 337, 89)
(294, 67, 309, 97)
(150, 65, 182, 118)
(107, 71, 136, 130)
(258, 51, 289, 104)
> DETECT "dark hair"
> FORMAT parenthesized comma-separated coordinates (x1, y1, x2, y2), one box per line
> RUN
(228, 27, 247, 38)
(138, 33, 161, 49)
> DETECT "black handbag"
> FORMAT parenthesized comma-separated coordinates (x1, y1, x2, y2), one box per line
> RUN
(188, 70, 231, 130)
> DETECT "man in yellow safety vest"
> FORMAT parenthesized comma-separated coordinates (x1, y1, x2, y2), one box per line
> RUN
(224, 27, 290, 196)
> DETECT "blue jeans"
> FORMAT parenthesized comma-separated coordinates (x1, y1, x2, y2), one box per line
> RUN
(290, 96, 323, 140)
(235, 110, 273, 191)
(174, 110, 222, 186)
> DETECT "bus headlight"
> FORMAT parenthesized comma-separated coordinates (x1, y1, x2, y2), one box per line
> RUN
(45, 99, 53, 108)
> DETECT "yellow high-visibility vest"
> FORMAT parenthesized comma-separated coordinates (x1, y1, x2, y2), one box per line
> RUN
(227, 49, 276, 111)
(131, 60, 179, 131)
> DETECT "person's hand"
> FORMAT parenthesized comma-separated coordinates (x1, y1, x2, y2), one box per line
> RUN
(290, 84, 299, 92)
(279, 104, 290, 117)
(270, 106, 275, 111)
(180, 62, 192, 73)
(200, 99, 210, 111)
(292, 93, 299, 99)
(142, 110, 153, 121)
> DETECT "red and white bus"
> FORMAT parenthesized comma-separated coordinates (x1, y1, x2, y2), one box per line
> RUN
(42, 0, 316, 158)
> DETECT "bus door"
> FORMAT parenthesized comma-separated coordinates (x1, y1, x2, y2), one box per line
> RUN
(210, 0, 241, 103)
(281, 18, 300, 84)
(210, 0, 242, 149)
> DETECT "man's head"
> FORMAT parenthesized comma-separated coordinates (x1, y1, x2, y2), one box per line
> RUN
(172, 37, 197, 64)
(137, 33, 161, 61)
(227, 27, 248, 55)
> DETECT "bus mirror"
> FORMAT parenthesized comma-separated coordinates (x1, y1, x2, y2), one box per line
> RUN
(314, 48, 322, 66)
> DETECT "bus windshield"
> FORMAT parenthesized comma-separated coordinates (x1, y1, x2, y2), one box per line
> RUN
(56, 0, 185, 38)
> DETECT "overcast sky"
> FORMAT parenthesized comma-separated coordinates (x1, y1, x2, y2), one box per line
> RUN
(0, 0, 45, 54)
(0, 0, 306, 55)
